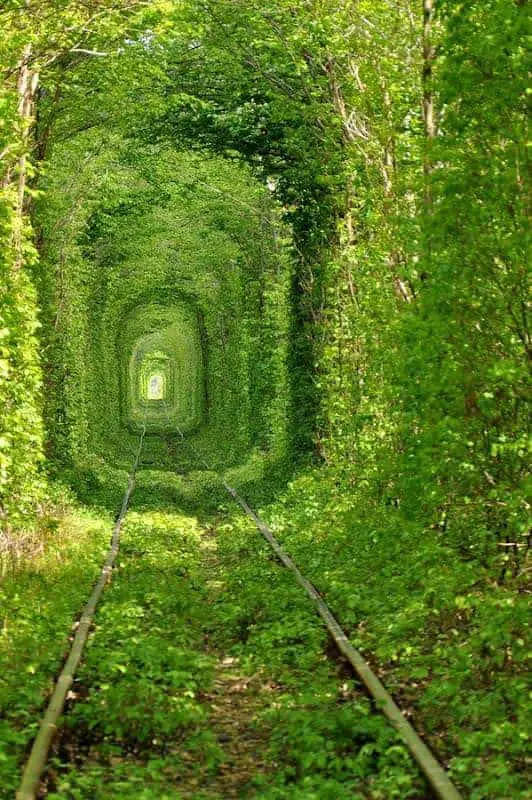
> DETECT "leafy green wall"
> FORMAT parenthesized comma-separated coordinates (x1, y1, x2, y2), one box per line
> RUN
(1, 1, 529, 792)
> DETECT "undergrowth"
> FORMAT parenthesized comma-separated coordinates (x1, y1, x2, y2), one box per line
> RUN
(8, 505, 426, 799)
(261, 469, 530, 800)
(0, 509, 110, 796)
(3, 474, 527, 799)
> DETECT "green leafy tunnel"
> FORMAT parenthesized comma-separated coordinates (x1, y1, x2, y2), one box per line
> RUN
(36, 146, 292, 483)
(0, 2, 529, 798)
(124, 304, 204, 431)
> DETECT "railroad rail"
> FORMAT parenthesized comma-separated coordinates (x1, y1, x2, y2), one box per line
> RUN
(168, 417, 463, 800)
(17, 416, 462, 800)
(16, 421, 146, 800)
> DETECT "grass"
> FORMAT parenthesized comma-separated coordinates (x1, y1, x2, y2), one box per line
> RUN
(9, 462, 522, 799)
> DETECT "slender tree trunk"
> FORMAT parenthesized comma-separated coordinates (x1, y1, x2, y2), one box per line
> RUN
(35, 81, 62, 164)
(421, 0, 437, 275)
(13, 45, 39, 270)
(422, 0, 436, 202)
(382, 83, 412, 303)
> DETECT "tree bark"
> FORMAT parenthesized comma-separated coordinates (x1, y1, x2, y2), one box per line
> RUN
(382, 83, 412, 303)
(422, 0, 436, 197)
(13, 45, 40, 270)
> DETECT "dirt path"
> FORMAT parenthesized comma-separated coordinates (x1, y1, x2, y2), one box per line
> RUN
(159, 532, 278, 798)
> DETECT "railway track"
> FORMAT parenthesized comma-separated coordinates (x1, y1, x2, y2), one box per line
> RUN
(16, 420, 462, 800)
(16, 421, 147, 800)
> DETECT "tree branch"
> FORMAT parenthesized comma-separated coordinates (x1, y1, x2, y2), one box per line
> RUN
(70, 48, 109, 57)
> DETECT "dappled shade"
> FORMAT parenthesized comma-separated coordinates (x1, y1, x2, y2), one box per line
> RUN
(0, 1, 529, 798)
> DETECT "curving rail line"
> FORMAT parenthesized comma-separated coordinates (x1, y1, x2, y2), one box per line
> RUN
(16, 413, 462, 800)
(168, 417, 463, 800)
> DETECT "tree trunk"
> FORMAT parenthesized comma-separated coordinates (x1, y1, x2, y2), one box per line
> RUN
(422, 0, 436, 198)
(13, 45, 40, 271)
(382, 84, 412, 303)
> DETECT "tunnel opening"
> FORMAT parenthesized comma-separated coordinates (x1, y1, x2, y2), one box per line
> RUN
(145, 373, 165, 401)
(1, 6, 528, 796)
(123, 302, 205, 436)
(39, 150, 294, 505)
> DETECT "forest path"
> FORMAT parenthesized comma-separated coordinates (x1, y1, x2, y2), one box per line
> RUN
(39, 508, 427, 799)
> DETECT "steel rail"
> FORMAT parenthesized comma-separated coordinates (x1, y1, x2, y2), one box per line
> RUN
(16, 421, 146, 800)
(168, 418, 463, 800)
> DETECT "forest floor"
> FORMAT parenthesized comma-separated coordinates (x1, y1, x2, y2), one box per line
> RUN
(1, 505, 428, 800)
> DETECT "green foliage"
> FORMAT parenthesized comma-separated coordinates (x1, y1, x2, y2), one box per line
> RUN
(200, 512, 425, 799)
(34, 137, 292, 481)
(0, 108, 45, 530)
(0, 1, 529, 797)
(69, 513, 215, 747)
(260, 700, 420, 800)
(0, 241, 45, 530)
(37, 506, 425, 799)
(261, 470, 530, 797)
(0, 0, 156, 539)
